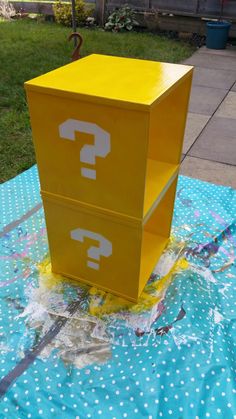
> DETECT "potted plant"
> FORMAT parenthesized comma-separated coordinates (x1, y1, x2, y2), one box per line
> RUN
(206, 0, 231, 49)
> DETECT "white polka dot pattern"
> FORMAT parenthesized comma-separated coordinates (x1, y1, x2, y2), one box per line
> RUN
(0, 167, 235, 418)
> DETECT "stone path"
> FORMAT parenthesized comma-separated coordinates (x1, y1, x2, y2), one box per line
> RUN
(181, 46, 236, 188)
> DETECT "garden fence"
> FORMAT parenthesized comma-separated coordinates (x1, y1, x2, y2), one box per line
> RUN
(12, 0, 236, 35)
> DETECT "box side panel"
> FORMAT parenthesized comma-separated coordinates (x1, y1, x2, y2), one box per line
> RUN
(138, 177, 178, 295)
(143, 160, 178, 218)
(145, 176, 178, 238)
(42, 196, 141, 301)
(148, 73, 193, 165)
(26, 90, 149, 219)
(139, 233, 168, 296)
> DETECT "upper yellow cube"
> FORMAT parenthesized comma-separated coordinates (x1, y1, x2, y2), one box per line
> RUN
(25, 54, 193, 220)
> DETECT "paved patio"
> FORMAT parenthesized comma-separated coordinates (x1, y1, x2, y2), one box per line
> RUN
(181, 46, 236, 188)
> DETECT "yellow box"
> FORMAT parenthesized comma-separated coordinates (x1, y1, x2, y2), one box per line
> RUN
(42, 177, 177, 302)
(25, 54, 193, 220)
(25, 54, 193, 301)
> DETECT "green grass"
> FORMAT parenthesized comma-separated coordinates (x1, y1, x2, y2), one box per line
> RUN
(0, 19, 195, 182)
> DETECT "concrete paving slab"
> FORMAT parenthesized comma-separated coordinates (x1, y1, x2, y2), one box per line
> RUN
(183, 113, 210, 154)
(180, 156, 236, 188)
(215, 91, 236, 119)
(199, 46, 236, 58)
(189, 116, 236, 165)
(232, 82, 236, 92)
(189, 85, 227, 115)
(192, 67, 236, 89)
(184, 53, 236, 71)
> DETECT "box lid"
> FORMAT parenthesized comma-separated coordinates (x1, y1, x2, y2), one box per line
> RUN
(25, 54, 193, 110)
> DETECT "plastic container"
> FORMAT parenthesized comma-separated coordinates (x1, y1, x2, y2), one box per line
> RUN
(206, 21, 231, 50)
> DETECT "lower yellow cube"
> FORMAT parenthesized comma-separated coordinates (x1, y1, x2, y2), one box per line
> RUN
(42, 178, 177, 302)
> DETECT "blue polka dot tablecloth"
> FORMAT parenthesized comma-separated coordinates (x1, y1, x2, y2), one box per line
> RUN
(0, 165, 236, 419)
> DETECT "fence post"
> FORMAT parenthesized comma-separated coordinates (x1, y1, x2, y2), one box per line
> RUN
(198, 0, 207, 15)
(95, 0, 105, 26)
(196, 0, 200, 14)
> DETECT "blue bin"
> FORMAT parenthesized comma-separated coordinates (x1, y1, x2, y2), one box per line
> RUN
(206, 21, 231, 49)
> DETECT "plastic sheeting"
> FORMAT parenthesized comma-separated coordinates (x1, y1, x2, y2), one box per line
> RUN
(0, 165, 236, 418)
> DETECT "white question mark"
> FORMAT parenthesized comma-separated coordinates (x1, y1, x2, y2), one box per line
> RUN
(70, 228, 112, 270)
(59, 119, 111, 180)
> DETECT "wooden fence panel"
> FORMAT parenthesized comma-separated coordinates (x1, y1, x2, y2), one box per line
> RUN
(106, 0, 150, 11)
(12, 0, 95, 15)
(151, 0, 199, 14)
(106, 0, 236, 18)
(13, 1, 53, 14)
(198, 0, 236, 18)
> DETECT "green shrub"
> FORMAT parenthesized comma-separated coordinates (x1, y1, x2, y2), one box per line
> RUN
(53, 0, 93, 27)
(105, 6, 138, 32)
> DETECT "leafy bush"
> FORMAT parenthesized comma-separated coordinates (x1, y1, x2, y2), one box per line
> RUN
(53, 0, 93, 27)
(105, 6, 138, 32)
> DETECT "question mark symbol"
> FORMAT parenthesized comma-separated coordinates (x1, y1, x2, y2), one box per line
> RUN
(70, 228, 112, 270)
(59, 119, 111, 180)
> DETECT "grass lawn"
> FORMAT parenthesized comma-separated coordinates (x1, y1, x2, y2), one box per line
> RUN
(0, 19, 195, 182)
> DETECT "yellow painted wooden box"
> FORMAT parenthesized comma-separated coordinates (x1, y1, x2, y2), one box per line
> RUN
(25, 54, 193, 301)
